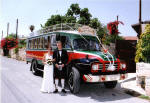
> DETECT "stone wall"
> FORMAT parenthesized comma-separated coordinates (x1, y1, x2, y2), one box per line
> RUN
(0, 48, 3, 55)
(136, 63, 150, 96)
(9, 48, 26, 61)
(102, 43, 116, 55)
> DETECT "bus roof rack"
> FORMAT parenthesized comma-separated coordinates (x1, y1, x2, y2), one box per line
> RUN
(37, 23, 83, 34)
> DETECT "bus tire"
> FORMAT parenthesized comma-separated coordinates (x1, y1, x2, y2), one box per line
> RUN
(104, 81, 117, 89)
(68, 67, 80, 94)
(31, 60, 39, 75)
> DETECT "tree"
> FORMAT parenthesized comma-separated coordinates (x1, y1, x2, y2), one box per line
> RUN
(7, 33, 17, 39)
(105, 21, 124, 44)
(1, 33, 18, 56)
(66, 3, 80, 18)
(44, 15, 66, 27)
(90, 18, 100, 29)
(78, 8, 92, 25)
(135, 24, 150, 63)
(43, 3, 107, 40)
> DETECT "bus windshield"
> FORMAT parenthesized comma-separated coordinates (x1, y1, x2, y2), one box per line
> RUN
(73, 37, 101, 51)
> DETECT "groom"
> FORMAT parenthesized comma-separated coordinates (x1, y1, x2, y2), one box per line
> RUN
(53, 41, 68, 93)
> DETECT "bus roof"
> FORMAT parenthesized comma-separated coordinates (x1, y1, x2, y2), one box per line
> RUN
(27, 30, 96, 39)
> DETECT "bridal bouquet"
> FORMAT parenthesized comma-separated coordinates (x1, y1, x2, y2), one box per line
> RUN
(47, 59, 53, 65)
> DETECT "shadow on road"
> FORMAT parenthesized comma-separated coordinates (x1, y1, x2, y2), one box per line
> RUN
(36, 71, 133, 102)
(73, 83, 132, 102)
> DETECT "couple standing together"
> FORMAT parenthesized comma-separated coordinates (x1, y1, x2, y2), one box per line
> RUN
(40, 41, 68, 93)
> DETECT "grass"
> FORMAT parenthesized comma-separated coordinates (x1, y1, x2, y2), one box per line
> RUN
(7, 55, 11, 58)
(124, 89, 150, 101)
(138, 95, 150, 101)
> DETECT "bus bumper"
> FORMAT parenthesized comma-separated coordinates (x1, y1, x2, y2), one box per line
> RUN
(83, 74, 128, 82)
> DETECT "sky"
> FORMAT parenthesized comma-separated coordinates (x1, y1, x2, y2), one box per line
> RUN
(0, 0, 150, 39)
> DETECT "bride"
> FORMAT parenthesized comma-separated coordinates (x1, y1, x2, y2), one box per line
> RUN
(40, 46, 55, 93)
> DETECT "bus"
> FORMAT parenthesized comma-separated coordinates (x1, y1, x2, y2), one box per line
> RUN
(26, 24, 127, 94)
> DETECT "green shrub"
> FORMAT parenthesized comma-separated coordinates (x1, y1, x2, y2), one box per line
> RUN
(102, 35, 124, 45)
(14, 47, 19, 54)
(135, 24, 150, 63)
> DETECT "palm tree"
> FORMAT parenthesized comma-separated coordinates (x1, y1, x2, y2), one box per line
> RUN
(29, 25, 35, 32)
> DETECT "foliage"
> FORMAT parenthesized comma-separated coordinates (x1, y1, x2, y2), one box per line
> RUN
(78, 8, 92, 25)
(135, 24, 150, 63)
(18, 39, 26, 48)
(103, 35, 124, 45)
(7, 33, 17, 39)
(45, 15, 66, 26)
(66, 3, 80, 18)
(107, 21, 124, 35)
(14, 47, 19, 54)
(138, 95, 150, 100)
(103, 21, 124, 45)
(43, 3, 107, 41)
(13, 39, 26, 54)
(1, 38, 18, 50)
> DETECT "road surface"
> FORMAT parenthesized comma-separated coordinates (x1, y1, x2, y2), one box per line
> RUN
(0, 56, 149, 103)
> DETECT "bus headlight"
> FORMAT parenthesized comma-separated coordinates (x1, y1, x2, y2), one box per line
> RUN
(121, 63, 126, 70)
(91, 63, 99, 72)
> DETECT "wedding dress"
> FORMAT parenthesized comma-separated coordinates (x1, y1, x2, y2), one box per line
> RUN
(40, 53, 55, 93)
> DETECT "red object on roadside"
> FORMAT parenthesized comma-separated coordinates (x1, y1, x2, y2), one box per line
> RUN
(107, 21, 124, 35)
(0, 38, 18, 50)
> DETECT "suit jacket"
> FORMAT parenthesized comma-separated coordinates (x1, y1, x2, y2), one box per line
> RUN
(53, 49, 68, 65)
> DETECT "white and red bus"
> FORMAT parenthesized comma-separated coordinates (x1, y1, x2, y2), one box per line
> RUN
(26, 24, 127, 94)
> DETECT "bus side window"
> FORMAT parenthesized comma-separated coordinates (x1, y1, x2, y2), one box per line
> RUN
(28, 40, 31, 49)
(48, 36, 50, 47)
(37, 38, 40, 49)
(51, 34, 57, 50)
(31, 39, 34, 49)
(44, 36, 48, 49)
(39, 37, 42, 49)
(35, 38, 37, 49)
(41, 37, 44, 49)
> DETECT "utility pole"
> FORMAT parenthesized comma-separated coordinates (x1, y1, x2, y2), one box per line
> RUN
(139, 0, 142, 23)
(138, 0, 142, 38)
(7, 23, 9, 37)
(1, 30, 3, 39)
(117, 15, 119, 21)
(16, 19, 18, 39)
(116, 15, 119, 29)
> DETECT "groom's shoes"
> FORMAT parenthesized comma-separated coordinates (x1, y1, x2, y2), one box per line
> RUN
(53, 89, 58, 93)
(61, 89, 67, 93)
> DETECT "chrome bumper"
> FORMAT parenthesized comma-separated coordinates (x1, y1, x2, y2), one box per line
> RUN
(83, 74, 128, 82)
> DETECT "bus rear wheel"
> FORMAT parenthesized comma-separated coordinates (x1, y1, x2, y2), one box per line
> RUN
(31, 60, 39, 75)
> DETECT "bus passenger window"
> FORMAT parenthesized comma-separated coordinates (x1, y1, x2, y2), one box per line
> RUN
(44, 36, 48, 49)
(41, 37, 44, 49)
(51, 35, 57, 49)
(28, 40, 31, 49)
(39, 38, 42, 49)
(31, 39, 34, 49)
(35, 39, 37, 49)
(37, 38, 40, 49)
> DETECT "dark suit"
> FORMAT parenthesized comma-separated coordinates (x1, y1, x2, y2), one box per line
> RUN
(53, 49, 68, 79)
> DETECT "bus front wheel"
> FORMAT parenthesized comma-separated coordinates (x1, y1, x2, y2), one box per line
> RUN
(68, 67, 80, 94)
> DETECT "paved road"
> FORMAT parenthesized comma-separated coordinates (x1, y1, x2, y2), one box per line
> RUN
(0, 56, 149, 103)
